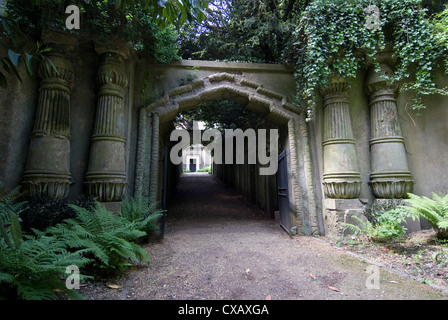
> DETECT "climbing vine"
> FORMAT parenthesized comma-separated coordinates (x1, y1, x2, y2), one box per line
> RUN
(287, 0, 447, 120)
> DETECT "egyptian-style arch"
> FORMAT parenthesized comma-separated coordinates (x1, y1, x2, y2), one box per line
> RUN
(133, 71, 320, 236)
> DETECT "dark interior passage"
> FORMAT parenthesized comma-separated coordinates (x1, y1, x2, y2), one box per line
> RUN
(165, 172, 273, 231)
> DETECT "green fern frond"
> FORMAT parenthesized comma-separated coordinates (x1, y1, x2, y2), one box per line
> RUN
(0, 272, 15, 284)
(403, 192, 448, 239)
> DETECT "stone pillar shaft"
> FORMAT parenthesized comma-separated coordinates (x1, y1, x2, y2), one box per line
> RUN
(366, 63, 413, 198)
(85, 52, 128, 202)
(22, 52, 74, 199)
(321, 77, 362, 199)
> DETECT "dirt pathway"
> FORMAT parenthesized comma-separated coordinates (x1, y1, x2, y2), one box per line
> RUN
(82, 173, 448, 300)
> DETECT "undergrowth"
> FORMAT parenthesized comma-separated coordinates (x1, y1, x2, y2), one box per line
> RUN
(0, 184, 162, 300)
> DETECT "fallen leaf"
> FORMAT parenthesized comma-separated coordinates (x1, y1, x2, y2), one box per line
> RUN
(328, 286, 340, 292)
(107, 284, 122, 290)
(265, 295, 272, 300)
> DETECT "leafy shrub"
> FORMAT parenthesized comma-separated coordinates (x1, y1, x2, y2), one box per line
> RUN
(19, 194, 97, 235)
(45, 202, 151, 272)
(120, 196, 164, 235)
(0, 232, 92, 300)
(343, 208, 410, 242)
(343, 199, 414, 242)
(0, 186, 91, 300)
(402, 192, 448, 240)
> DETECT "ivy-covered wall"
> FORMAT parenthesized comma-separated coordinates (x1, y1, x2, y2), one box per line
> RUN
(0, 36, 447, 235)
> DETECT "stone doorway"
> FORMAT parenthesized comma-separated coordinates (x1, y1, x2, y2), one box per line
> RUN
(134, 71, 321, 236)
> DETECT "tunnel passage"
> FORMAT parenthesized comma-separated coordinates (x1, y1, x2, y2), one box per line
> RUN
(133, 72, 321, 236)
(160, 98, 285, 224)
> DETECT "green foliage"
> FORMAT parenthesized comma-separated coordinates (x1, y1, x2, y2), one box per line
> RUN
(120, 196, 164, 234)
(45, 202, 151, 270)
(0, 18, 57, 89)
(433, 4, 448, 73)
(402, 192, 448, 240)
(4, 1, 189, 65)
(0, 185, 157, 299)
(179, 0, 305, 63)
(19, 194, 96, 235)
(342, 208, 410, 243)
(0, 184, 27, 250)
(1, 0, 209, 83)
(0, 232, 92, 300)
(176, 98, 264, 131)
(0, 186, 92, 300)
(287, 0, 446, 120)
(343, 199, 415, 242)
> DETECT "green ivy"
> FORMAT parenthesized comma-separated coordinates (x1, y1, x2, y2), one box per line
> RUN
(288, 0, 447, 120)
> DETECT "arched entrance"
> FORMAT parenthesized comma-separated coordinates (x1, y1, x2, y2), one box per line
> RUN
(134, 71, 321, 236)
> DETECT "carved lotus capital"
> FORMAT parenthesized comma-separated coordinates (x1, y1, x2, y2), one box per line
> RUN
(96, 52, 128, 88)
(38, 52, 75, 85)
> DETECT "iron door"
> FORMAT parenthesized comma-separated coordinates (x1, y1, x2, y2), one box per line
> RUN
(189, 159, 197, 172)
(277, 150, 291, 235)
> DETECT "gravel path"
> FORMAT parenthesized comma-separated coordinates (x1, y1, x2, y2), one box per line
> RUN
(82, 173, 448, 300)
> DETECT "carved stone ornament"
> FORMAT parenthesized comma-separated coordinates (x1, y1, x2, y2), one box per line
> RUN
(365, 59, 413, 199)
(320, 75, 362, 199)
(85, 52, 128, 202)
(22, 51, 74, 199)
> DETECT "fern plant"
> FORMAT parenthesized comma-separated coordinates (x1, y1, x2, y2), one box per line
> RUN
(0, 184, 92, 300)
(120, 196, 164, 234)
(0, 184, 27, 250)
(403, 192, 448, 240)
(342, 208, 410, 242)
(45, 202, 151, 270)
(0, 233, 92, 300)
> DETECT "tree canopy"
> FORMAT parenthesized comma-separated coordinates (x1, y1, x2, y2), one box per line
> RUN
(177, 0, 448, 120)
(2, 0, 448, 122)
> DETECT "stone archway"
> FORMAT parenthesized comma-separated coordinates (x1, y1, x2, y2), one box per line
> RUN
(134, 72, 321, 236)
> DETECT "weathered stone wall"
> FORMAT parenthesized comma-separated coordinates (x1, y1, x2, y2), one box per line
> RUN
(1, 35, 447, 236)
(311, 64, 448, 234)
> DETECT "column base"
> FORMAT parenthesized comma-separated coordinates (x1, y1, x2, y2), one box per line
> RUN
(370, 179, 413, 199)
(22, 173, 71, 200)
(322, 180, 362, 199)
(85, 180, 126, 202)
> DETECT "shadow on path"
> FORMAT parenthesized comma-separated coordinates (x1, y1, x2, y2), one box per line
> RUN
(122, 173, 448, 300)
(165, 172, 274, 233)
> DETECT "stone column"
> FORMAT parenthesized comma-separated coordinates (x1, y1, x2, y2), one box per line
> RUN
(365, 60, 413, 198)
(320, 76, 362, 199)
(22, 51, 74, 199)
(85, 52, 128, 202)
